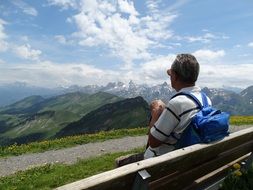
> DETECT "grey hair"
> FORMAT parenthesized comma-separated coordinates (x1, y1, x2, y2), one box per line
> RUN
(171, 54, 200, 84)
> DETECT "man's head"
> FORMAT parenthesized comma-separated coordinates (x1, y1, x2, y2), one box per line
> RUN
(167, 54, 199, 91)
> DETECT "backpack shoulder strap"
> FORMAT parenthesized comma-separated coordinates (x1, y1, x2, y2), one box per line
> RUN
(170, 91, 204, 109)
(200, 92, 209, 107)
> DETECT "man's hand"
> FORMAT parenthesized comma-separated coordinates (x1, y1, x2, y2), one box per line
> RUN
(146, 99, 166, 148)
(149, 100, 165, 130)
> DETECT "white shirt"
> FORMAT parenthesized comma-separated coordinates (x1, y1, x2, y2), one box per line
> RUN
(144, 86, 211, 159)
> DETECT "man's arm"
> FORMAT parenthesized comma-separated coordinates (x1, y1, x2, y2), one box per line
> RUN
(147, 100, 165, 148)
(148, 100, 165, 129)
(148, 133, 163, 148)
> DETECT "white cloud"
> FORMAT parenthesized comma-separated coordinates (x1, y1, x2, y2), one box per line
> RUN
(118, 0, 138, 16)
(166, 0, 191, 12)
(47, 0, 77, 10)
(135, 55, 253, 88)
(0, 19, 8, 52)
(234, 44, 241, 48)
(12, 0, 38, 16)
(55, 35, 67, 44)
(0, 56, 174, 88)
(248, 42, 253, 47)
(0, 19, 7, 40)
(1, 55, 252, 89)
(0, 39, 8, 52)
(0, 61, 119, 88)
(185, 32, 228, 44)
(13, 44, 42, 61)
(20, 36, 29, 42)
(193, 49, 225, 63)
(146, 0, 161, 13)
(1, 1, 252, 90)
(239, 54, 250, 57)
(186, 33, 216, 43)
(138, 55, 175, 82)
(199, 63, 253, 88)
(50, 0, 177, 67)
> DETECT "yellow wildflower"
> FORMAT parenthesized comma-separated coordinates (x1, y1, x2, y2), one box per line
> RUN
(234, 170, 242, 176)
(233, 163, 241, 170)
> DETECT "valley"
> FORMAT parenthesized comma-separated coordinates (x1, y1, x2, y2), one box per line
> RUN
(0, 81, 252, 146)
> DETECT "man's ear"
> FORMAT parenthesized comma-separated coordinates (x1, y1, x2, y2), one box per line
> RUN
(173, 72, 179, 81)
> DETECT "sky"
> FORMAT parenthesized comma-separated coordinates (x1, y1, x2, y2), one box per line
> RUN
(0, 0, 253, 89)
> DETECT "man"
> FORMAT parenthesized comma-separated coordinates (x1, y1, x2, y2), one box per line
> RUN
(144, 53, 211, 159)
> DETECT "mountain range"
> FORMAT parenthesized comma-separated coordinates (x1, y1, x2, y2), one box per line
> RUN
(202, 86, 253, 115)
(0, 81, 252, 107)
(62, 81, 252, 115)
(0, 81, 252, 146)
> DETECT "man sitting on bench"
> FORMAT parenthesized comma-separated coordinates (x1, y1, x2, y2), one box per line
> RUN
(145, 53, 212, 159)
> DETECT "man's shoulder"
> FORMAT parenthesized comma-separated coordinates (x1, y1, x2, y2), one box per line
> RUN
(169, 87, 211, 107)
(180, 86, 202, 93)
(169, 94, 194, 106)
(168, 86, 203, 108)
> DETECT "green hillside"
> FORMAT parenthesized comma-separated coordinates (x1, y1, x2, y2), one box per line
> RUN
(0, 95, 45, 113)
(0, 92, 123, 146)
(55, 96, 150, 138)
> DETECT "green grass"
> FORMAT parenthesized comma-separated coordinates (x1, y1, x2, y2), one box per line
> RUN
(220, 165, 253, 190)
(0, 147, 144, 190)
(230, 116, 253, 125)
(0, 116, 252, 158)
(0, 127, 148, 158)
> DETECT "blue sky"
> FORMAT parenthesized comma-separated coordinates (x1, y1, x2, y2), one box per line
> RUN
(0, 0, 253, 89)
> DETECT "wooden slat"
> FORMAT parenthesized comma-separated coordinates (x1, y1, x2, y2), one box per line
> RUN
(149, 141, 253, 190)
(55, 127, 253, 190)
(145, 128, 253, 183)
(188, 153, 251, 190)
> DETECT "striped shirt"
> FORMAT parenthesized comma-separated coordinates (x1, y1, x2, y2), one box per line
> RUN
(144, 86, 212, 159)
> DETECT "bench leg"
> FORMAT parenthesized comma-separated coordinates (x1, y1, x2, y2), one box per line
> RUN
(132, 170, 151, 190)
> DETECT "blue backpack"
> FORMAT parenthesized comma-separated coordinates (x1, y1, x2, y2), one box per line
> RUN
(171, 92, 230, 149)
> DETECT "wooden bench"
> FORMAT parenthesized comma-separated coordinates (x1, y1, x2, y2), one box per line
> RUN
(56, 127, 253, 190)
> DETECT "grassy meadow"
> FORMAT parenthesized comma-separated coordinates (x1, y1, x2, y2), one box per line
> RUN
(0, 147, 144, 190)
(0, 127, 147, 157)
(229, 116, 253, 125)
(0, 116, 253, 158)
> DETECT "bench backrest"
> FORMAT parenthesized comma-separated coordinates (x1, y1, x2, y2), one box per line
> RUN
(56, 127, 253, 190)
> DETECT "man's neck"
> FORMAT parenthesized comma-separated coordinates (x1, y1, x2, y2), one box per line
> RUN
(175, 83, 195, 92)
